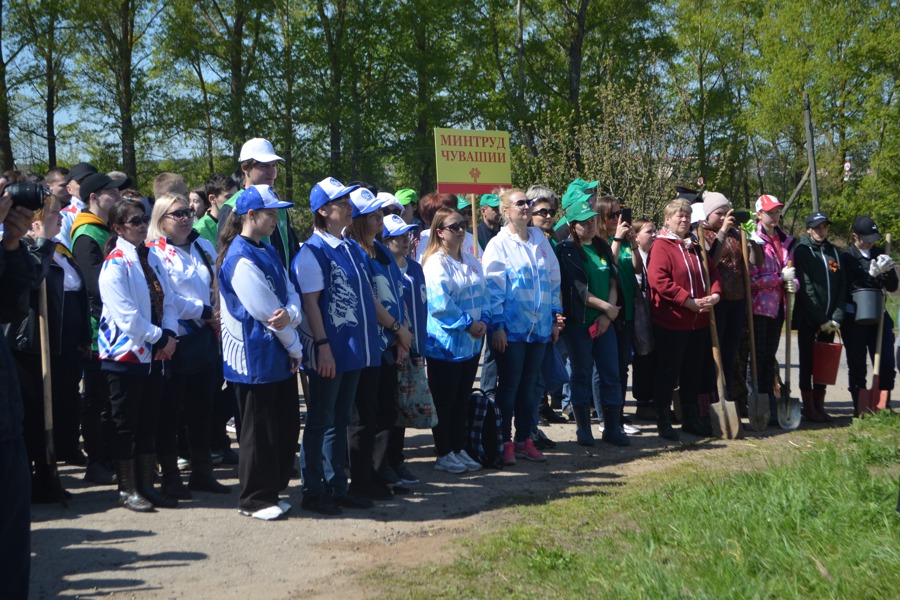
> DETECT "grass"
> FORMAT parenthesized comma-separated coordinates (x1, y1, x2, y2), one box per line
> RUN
(372, 413, 900, 599)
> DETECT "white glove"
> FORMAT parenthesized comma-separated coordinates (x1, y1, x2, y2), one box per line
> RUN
(875, 254, 893, 274)
(819, 320, 839, 333)
(781, 266, 796, 282)
(784, 280, 797, 294)
(869, 260, 881, 278)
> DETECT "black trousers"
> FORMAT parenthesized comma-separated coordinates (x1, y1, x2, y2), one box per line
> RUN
(753, 315, 784, 396)
(842, 312, 896, 393)
(82, 357, 112, 464)
(652, 325, 715, 425)
(164, 366, 215, 463)
(349, 361, 398, 490)
(631, 349, 656, 403)
(0, 434, 30, 600)
(234, 377, 300, 512)
(427, 355, 480, 456)
(106, 364, 164, 461)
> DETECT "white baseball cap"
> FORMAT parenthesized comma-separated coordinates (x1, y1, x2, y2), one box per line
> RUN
(376, 192, 403, 213)
(238, 138, 283, 163)
(383, 214, 417, 238)
(350, 188, 385, 218)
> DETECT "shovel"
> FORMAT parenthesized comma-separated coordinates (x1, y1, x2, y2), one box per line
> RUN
(698, 229, 744, 439)
(858, 289, 887, 414)
(740, 229, 769, 431)
(777, 286, 802, 430)
(39, 281, 68, 507)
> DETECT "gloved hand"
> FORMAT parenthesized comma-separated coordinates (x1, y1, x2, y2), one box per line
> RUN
(784, 279, 797, 294)
(869, 260, 881, 278)
(875, 253, 894, 274)
(819, 320, 840, 333)
(781, 265, 796, 282)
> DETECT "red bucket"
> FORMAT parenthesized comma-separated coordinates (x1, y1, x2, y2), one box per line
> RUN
(812, 338, 843, 386)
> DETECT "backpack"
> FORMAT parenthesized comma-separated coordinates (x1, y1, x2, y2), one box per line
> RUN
(467, 388, 504, 468)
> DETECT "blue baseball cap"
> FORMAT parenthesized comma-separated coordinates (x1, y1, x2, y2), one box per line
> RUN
(350, 188, 385, 218)
(383, 214, 417, 238)
(234, 185, 292, 215)
(310, 177, 360, 212)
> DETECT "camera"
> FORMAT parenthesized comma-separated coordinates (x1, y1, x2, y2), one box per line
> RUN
(4, 183, 49, 211)
(732, 209, 752, 224)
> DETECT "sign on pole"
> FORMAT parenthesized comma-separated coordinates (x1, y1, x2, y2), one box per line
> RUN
(434, 128, 512, 194)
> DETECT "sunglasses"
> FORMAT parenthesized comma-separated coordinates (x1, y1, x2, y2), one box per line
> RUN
(532, 208, 556, 218)
(607, 211, 621, 219)
(125, 214, 150, 227)
(165, 208, 195, 220)
(440, 222, 465, 233)
(513, 199, 531, 208)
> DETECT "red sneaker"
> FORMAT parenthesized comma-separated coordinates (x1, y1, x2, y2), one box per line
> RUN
(501, 441, 516, 466)
(514, 438, 546, 462)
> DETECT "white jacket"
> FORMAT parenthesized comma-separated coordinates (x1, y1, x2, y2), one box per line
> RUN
(147, 233, 217, 335)
(98, 237, 179, 367)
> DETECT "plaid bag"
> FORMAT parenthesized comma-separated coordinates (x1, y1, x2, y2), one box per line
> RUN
(467, 388, 504, 468)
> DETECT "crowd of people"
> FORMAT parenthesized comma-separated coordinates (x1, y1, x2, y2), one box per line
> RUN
(1, 138, 896, 596)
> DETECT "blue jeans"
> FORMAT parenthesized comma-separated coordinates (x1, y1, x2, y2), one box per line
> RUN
(300, 369, 360, 498)
(591, 320, 633, 414)
(565, 325, 622, 412)
(495, 341, 547, 442)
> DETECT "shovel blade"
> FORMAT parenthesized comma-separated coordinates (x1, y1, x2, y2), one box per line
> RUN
(710, 399, 744, 439)
(749, 391, 770, 432)
(777, 394, 802, 430)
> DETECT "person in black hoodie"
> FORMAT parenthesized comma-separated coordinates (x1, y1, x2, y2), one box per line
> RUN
(794, 211, 847, 422)
(840, 216, 897, 415)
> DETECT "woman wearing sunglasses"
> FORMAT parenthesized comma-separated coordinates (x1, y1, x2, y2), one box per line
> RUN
(147, 193, 228, 498)
(98, 199, 179, 512)
(482, 188, 562, 465)
(421, 207, 488, 473)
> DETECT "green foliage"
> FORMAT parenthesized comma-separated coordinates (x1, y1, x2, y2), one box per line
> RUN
(372, 412, 900, 599)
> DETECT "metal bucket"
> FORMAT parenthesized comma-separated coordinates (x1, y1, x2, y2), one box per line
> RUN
(852, 288, 882, 326)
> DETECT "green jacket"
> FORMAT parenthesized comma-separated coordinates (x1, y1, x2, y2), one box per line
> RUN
(193, 213, 218, 246)
(794, 234, 847, 328)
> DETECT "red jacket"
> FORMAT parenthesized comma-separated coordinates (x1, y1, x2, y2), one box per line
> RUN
(647, 234, 722, 330)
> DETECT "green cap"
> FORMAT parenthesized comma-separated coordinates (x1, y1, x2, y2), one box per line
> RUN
(457, 195, 472, 210)
(561, 187, 590, 210)
(395, 188, 418, 205)
(566, 178, 598, 196)
(565, 200, 598, 224)
(479, 193, 500, 208)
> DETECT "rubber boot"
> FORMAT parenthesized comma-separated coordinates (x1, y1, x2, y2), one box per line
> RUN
(159, 453, 192, 500)
(654, 396, 679, 441)
(188, 454, 230, 494)
(851, 389, 860, 418)
(572, 405, 596, 447)
(601, 407, 630, 446)
(681, 395, 712, 437)
(801, 390, 824, 423)
(116, 460, 153, 513)
(136, 454, 178, 508)
(813, 388, 832, 422)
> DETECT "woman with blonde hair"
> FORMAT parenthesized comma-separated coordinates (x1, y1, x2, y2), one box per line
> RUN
(147, 193, 228, 497)
(482, 188, 561, 465)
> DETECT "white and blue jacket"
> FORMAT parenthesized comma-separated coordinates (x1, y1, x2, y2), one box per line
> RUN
(482, 226, 562, 344)
(422, 249, 488, 362)
(292, 233, 380, 373)
(400, 258, 428, 355)
(218, 235, 302, 385)
(353, 239, 406, 353)
(98, 237, 179, 371)
(147, 232, 216, 336)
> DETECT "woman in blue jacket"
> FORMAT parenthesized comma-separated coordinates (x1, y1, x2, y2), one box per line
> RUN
(291, 177, 381, 515)
(422, 207, 488, 473)
(482, 188, 562, 466)
(217, 186, 303, 521)
(345, 186, 413, 500)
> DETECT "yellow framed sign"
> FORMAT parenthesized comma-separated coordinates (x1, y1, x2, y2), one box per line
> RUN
(434, 128, 512, 194)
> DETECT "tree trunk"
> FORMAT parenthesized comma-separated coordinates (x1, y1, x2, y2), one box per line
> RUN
(0, 14, 13, 171)
(229, 11, 247, 162)
(117, 2, 136, 179)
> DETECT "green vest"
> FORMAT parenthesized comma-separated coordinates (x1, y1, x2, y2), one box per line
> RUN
(193, 213, 218, 246)
(71, 223, 111, 351)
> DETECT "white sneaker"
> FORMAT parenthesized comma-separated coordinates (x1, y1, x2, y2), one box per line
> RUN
(622, 423, 640, 435)
(453, 450, 482, 472)
(434, 453, 466, 474)
(239, 505, 284, 521)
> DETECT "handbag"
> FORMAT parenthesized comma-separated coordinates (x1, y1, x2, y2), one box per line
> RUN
(541, 341, 569, 390)
(395, 351, 437, 429)
(169, 239, 219, 374)
(632, 272, 654, 356)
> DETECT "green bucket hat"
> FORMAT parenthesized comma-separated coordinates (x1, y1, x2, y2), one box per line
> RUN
(395, 188, 418, 205)
(479, 193, 500, 208)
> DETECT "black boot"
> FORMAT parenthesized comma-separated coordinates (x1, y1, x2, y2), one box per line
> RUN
(188, 454, 230, 494)
(680, 395, 712, 437)
(655, 396, 679, 441)
(136, 454, 178, 508)
(572, 405, 595, 446)
(116, 460, 154, 512)
(851, 388, 860, 418)
(601, 407, 630, 446)
(540, 395, 569, 424)
(159, 453, 192, 500)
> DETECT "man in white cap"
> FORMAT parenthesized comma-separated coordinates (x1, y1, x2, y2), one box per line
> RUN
(217, 138, 297, 268)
